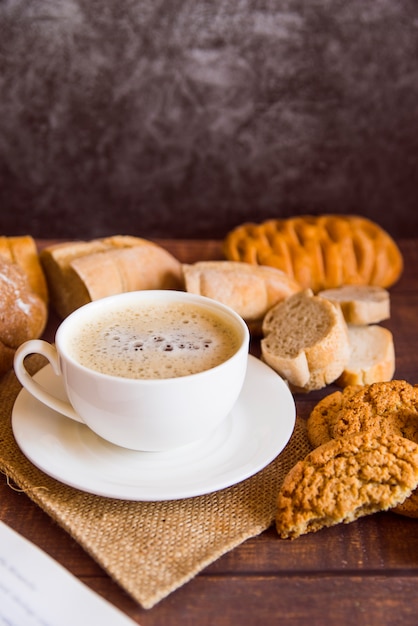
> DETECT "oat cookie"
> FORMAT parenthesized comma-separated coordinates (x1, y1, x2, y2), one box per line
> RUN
(306, 385, 362, 448)
(330, 380, 418, 442)
(276, 432, 418, 539)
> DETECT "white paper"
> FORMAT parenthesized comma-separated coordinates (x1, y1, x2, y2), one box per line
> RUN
(0, 521, 138, 626)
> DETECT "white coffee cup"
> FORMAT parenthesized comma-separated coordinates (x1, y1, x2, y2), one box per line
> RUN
(13, 290, 249, 451)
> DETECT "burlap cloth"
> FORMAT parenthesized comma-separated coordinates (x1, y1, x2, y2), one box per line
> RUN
(0, 355, 311, 609)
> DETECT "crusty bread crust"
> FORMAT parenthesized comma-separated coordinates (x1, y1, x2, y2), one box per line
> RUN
(224, 215, 403, 292)
(0, 257, 47, 376)
(40, 235, 183, 318)
(182, 260, 301, 334)
(336, 325, 395, 387)
(318, 285, 390, 325)
(0, 235, 48, 303)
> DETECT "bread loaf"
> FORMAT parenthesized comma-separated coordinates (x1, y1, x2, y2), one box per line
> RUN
(0, 257, 47, 376)
(318, 285, 390, 325)
(0, 235, 48, 303)
(336, 325, 395, 387)
(223, 215, 403, 292)
(261, 289, 350, 392)
(182, 260, 301, 334)
(40, 235, 183, 318)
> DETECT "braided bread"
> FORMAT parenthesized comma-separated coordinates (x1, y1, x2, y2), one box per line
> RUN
(223, 215, 403, 292)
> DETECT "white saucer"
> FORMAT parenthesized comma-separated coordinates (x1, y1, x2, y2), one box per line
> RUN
(12, 355, 295, 501)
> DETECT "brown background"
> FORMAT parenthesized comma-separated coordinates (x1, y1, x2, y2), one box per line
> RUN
(1, 0, 417, 240)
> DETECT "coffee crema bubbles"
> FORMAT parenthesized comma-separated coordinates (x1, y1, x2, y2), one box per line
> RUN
(69, 302, 241, 379)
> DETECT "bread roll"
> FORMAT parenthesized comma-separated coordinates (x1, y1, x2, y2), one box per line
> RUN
(0, 235, 48, 303)
(336, 325, 395, 387)
(182, 260, 301, 334)
(224, 215, 403, 292)
(318, 285, 390, 325)
(261, 289, 350, 392)
(40, 235, 183, 318)
(0, 257, 47, 376)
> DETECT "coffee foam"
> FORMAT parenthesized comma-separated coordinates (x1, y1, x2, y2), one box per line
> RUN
(69, 302, 241, 379)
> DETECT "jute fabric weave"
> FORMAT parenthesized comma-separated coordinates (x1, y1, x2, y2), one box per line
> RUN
(0, 356, 311, 609)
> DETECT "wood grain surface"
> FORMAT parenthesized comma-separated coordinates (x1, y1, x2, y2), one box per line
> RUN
(1, 238, 417, 626)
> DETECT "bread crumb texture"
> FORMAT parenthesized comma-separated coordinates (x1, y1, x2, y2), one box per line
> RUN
(263, 291, 334, 354)
(261, 289, 349, 391)
(276, 432, 418, 539)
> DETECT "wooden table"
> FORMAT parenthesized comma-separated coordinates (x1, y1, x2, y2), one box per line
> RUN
(1, 238, 418, 626)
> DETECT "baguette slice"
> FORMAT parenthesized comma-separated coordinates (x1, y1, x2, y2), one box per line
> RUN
(40, 235, 183, 318)
(318, 285, 390, 325)
(182, 260, 301, 334)
(0, 235, 48, 303)
(261, 289, 350, 392)
(336, 325, 395, 387)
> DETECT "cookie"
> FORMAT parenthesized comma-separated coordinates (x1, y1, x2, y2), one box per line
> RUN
(330, 380, 418, 442)
(306, 385, 362, 448)
(276, 432, 418, 539)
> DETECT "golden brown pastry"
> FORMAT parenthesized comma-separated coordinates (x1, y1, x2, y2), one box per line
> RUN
(223, 215, 403, 292)
(305, 380, 418, 521)
(276, 432, 418, 539)
(307, 380, 418, 447)
(330, 380, 418, 442)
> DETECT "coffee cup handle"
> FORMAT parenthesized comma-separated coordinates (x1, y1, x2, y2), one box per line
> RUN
(13, 340, 84, 424)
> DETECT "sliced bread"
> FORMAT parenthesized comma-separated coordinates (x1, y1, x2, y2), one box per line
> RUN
(40, 235, 183, 318)
(318, 285, 390, 325)
(261, 289, 350, 392)
(182, 260, 301, 334)
(336, 325, 395, 387)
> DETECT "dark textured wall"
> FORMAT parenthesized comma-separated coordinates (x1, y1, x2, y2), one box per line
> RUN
(1, 0, 417, 240)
